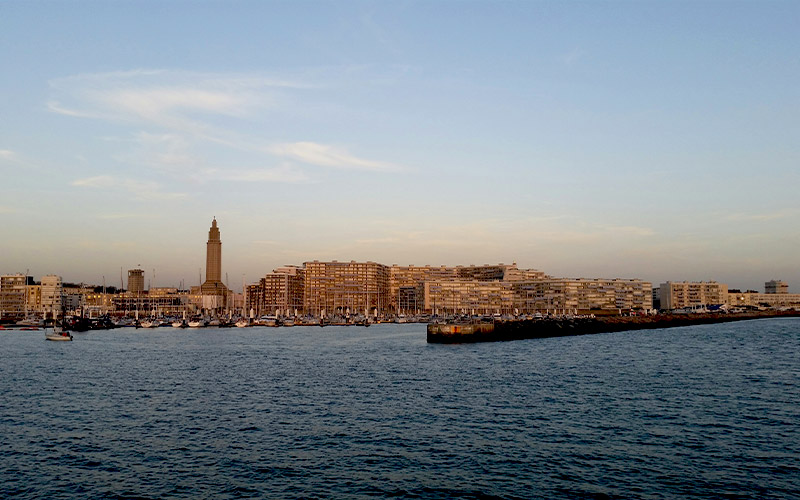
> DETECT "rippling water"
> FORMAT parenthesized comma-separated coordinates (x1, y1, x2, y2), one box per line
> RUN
(1, 318, 798, 499)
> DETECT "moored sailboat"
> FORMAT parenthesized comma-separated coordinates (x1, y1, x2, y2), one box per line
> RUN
(45, 316, 72, 341)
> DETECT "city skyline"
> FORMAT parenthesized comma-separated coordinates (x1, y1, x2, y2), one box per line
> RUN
(2, 2, 799, 292)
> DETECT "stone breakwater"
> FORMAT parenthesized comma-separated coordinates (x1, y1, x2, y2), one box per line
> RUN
(426, 311, 800, 343)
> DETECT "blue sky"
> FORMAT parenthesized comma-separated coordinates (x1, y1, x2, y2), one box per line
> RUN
(1, 1, 798, 292)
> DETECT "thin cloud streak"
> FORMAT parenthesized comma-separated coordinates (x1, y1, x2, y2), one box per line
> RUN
(47, 69, 402, 179)
(71, 175, 188, 201)
(205, 165, 310, 183)
(268, 142, 400, 171)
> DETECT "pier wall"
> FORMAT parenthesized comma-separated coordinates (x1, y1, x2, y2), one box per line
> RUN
(426, 311, 800, 343)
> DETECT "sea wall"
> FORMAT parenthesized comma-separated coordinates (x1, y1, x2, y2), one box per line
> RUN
(426, 311, 800, 344)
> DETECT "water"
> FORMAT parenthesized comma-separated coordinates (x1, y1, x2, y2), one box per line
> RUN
(1, 318, 798, 499)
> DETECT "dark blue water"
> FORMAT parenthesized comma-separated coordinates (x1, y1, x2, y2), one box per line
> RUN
(1, 318, 798, 499)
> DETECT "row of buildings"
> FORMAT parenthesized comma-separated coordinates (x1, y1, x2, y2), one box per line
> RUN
(655, 280, 800, 310)
(247, 263, 800, 317)
(3, 219, 798, 320)
(4, 266, 795, 320)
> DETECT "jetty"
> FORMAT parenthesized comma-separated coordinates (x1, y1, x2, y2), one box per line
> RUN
(426, 311, 800, 343)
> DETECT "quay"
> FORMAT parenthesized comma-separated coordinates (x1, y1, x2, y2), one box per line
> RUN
(426, 311, 800, 343)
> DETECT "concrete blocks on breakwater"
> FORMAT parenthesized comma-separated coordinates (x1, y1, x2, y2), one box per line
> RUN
(426, 311, 800, 344)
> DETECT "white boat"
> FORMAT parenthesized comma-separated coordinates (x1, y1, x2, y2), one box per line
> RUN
(235, 318, 249, 328)
(45, 320, 72, 341)
(18, 316, 44, 327)
(257, 315, 279, 327)
(172, 320, 186, 328)
(187, 318, 205, 328)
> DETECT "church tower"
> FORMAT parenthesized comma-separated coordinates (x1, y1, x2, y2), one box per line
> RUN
(200, 217, 229, 305)
(205, 217, 222, 283)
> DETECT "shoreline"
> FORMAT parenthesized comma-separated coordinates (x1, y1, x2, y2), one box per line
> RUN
(426, 311, 800, 344)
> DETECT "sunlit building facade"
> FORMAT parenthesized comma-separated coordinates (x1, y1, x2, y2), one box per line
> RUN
(659, 281, 727, 310)
(0, 274, 31, 319)
(423, 279, 515, 315)
(248, 266, 305, 317)
(41, 275, 63, 318)
(303, 261, 390, 317)
(513, 279, 652, 313)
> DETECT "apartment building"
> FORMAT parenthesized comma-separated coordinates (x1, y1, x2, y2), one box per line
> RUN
(728, 280, 800, 309)
(248, 266, 305, 317)
(41, 275, 62, 318)
(389, 265, 459, 313)
(388, 263, 549, 312)
(303, 261, 390, 316)
(113, 288, 192, 316)
(423, 279, 515, 315)
(512, 278, 652, 313)
(659, 281, 727, 310)
(765, 280, 789, 294)
(0, 274, 31, 319)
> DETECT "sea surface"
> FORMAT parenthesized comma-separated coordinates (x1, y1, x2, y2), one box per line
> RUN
(1, 318, 799, 500)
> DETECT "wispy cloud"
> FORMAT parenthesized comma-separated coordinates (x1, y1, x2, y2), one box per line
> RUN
(71, 175, 187, 201)
(561, 47, 585, 67)
(268, 142, 399, 171)
(0, 149, 16, 160)
(47, 69, 402, 180)
(205, 164, 310, 183)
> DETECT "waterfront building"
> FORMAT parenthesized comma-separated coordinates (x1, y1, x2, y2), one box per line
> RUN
(26, 283, 42, 314)
(512, 278, 652, 314)
(113, 288, 192, 317)
(0, 274, 31, 320)
(62, 285, 86, 315)
(245, 283, 261, 318)
(40, 275, 62, 319)
(659, 281, 727, 310)
(388, 263, 549, 313)
(303, 260, 390, 317)
(423, 279, 515, 315)
(247, 266, 305, 317)
(765, 280, 789, 294)
(727, 282, 800, 310)
(127, 269, 145, 294)
(389, 265, 459, 314)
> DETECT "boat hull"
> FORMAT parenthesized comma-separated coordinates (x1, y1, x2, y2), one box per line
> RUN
(45, 333, 73, 341)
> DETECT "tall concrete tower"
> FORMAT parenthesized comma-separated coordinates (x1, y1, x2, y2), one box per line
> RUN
(205, 217, 222, 283)
(200, 218, 229, 308)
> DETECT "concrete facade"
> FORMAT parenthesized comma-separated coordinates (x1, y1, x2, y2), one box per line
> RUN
(127, 269, 144, 294)
(303, 260, 390, 317)
(659, 281, 728, 310)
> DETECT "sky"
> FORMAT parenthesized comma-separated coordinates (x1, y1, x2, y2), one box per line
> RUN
(1, 1, 798, 292)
